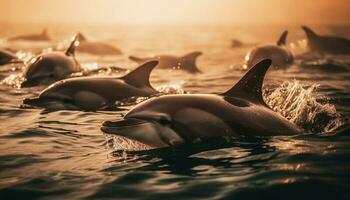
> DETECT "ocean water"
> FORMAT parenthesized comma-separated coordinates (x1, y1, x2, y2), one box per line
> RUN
(0, 23, 350, 200)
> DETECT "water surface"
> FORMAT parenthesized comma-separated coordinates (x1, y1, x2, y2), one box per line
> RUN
(0, 24, 349, 200)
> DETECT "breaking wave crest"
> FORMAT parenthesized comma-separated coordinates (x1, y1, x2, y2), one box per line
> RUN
(265, 80, 343, 133)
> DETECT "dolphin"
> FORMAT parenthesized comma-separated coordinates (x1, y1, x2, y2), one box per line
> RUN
(101, 59, 302, 149)
(129, 51, 202, 73)
(20, 35, 81, 87)
(244, 31, 293, 70)
(0, 49, 22, 65)
(22, 61, 159, 111)
(75, 32, 122, 55)
(8, 29, 50, 42)
(301, 26, 350, 55)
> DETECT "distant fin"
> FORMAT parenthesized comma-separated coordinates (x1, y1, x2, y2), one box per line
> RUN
(301, 26, 318, 39)
(41, 28, 48, 36)
(222, 59, 272, 106)
(77, 32, 87, 42)
(181, 51, 202, 73)
(65, 34, 79, 56)
(277, 30, 288, 46)
(129, 56, 148, 64)
(122, 60, 158, 89)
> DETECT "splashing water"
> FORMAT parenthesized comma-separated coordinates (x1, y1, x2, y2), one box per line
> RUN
(265, 80, 343, 133)
(15, 50, 35, 62)
(1, 73, 24, 88)
(156, 81, 186, 94)
(105, 134, 155, 152)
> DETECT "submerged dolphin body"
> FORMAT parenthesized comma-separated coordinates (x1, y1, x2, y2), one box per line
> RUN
(101, 59, 302, 149)
(8, 29, 50, 41)
(129, 51, 202, 73)
(0, 49, 21, 65)
(21, 35, 81, 87)
(23, 61, 159, 111)
(301, 26, 350, 55)
(76, 32, 122, 55)
(244, 31, 293, 70)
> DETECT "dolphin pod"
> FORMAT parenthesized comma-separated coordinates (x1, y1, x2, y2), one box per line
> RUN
(101, 59, 302, 149)
(8, 29, 51, 42)
(244, 31, 293, 70)
(301, 26, 350, 55)
(20, 35, 82, 87)
(76, 32, 122, 55)
(23, 61, 159, 111)
(129, 51, 202, 73)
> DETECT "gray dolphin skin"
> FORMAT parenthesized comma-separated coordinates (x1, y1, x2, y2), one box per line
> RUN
(20, 35, 81, 87)
(23, 60, 159, 111)
(301, 26, 350, 55)
(129, 51, 202, 73)
(101, 59, 302, 149)
(244, 31, 293, 70)
(0, 49, 22, 65)
(76, 32, 122, 55)
(8, 29, 50, 41)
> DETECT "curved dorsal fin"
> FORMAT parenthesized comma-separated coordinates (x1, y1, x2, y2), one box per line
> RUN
(301, 26, 318, 39)
(222, 59, 272, 106)
(181, 51, 202, 73)
(77, 32, 87, 42)
(41, 28, 48, 36)
(122, 60, 158, 89)
(277, 30, 288, 46)
(65, 34, 79, 56)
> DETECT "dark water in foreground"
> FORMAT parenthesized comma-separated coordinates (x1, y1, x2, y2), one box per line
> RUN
(0, 24, 350, 200)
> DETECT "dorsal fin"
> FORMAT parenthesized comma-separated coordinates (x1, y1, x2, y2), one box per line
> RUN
(181, 51, 202, 73)
(129, 55, 148, 64)
(77, 32, 87, 42)
(122, 60, 158, 89)
(222, 59, 272, 106)
(41, 28, 48, 36)
(277, 30, 288, 46)
(301, 26, 318, 39)
(65, 34, 79, 56)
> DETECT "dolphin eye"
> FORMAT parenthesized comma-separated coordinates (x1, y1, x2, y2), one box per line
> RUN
(156, 116, 171, 125)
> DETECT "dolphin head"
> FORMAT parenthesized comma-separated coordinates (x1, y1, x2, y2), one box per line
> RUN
(101, 95, 187, 148)
(21, 53, 78, 87)
(22, 77, 77, 110)
(244, 45, 293, 70)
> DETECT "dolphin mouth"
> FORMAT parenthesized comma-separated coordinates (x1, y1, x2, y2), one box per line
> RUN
(23, 97, 43, 106)
(22, 96, 78, 111)
(101, 118, 176, 148)
(101, 118, 153, 134)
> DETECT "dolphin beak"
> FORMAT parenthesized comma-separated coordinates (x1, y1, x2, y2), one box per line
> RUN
(101, 118, 171, 148)
(101, 118, 153, 135)
(23, 97, 42, 106)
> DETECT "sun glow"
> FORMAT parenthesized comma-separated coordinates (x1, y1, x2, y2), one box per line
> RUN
(0, 0, 349, 25)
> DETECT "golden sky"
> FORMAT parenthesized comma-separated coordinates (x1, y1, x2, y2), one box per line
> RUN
(0, 0, 349, 25)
